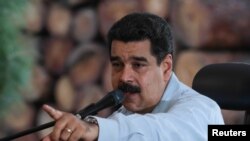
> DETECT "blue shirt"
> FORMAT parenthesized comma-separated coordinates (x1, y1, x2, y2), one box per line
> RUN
(94, 73, 224, 141)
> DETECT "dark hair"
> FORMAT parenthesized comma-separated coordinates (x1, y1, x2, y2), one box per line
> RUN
(107, 13, 173, 65)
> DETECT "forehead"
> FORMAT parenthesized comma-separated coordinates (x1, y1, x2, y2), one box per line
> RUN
(111, 40, 152, 57)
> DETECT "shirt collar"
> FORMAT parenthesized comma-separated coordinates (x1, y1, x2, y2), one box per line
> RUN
(152, 72, 180, 113)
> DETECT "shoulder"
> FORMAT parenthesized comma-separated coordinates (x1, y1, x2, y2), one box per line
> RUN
(173, 82, 223, 122)
(178, 81, 220, 110)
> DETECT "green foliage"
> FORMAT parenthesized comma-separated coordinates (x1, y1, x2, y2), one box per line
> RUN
(0, 0, 33, 116)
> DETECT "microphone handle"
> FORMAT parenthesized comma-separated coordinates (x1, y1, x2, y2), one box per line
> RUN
(0, 121, 55, 141)
(0, 104, 96, 141)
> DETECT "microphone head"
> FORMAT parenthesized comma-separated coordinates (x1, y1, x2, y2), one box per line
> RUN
(76, 89, 124, 118)
(109, 89, 124, 106)
(94, 89, 124, 109)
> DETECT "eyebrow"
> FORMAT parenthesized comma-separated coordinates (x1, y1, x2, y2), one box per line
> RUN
(131, 56, 148, 63)
(110, 56, 148, 63)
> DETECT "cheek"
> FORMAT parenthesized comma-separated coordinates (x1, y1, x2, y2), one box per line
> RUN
(141, 70, 164, 94)
(111, 72, 119, 89)
(141, 76, 163, 105)
(143, 69, 162, 84)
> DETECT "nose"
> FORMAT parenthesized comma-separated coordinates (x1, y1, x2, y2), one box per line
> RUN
(120, 65, 134, 83)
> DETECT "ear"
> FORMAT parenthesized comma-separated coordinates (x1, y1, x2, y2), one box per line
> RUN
(160, 54, 173, 82)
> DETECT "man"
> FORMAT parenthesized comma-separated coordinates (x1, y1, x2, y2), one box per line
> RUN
(42, 13, 224, 141)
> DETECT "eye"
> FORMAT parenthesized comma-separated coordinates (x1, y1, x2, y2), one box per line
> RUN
(132, 63, 145, 69)
(112, 62, 120, 67)
(112, 62, 123, 70)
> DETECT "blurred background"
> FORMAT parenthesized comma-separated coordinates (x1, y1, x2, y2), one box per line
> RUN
(0, 0, 249, 140)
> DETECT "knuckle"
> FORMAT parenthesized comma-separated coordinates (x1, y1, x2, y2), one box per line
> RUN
(55, 123, 63, 129)
(64, 113, 74, 120)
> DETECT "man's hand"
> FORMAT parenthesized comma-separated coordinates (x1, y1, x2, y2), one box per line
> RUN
(42, 104, 99, 141)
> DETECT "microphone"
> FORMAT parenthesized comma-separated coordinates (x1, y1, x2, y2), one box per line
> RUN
(0, 89, 124, 141)
(76, 89, 124, 119)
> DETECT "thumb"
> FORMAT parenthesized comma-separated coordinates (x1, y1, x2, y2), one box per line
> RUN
(42, 104, 63, 120)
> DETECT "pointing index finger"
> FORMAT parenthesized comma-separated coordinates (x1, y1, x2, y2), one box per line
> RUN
(42, 104, 63, 120)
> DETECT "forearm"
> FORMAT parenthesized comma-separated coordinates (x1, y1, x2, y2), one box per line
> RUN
(94, 113, 184, 141)
(93, 111, 212, 141)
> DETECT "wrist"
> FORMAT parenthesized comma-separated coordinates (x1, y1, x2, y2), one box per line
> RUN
(84, 116, 99, 140)
(84, 116, 99, 125)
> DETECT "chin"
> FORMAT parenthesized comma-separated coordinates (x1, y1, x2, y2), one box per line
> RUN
(123, 102, 140, 112)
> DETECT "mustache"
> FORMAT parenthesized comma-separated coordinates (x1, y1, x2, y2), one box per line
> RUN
(118, 82, 141, 93)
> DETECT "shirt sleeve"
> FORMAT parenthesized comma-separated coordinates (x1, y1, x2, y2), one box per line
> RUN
(93, 97, 223, 141)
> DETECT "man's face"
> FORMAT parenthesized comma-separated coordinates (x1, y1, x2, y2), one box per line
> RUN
(111, 40, 172, 113)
